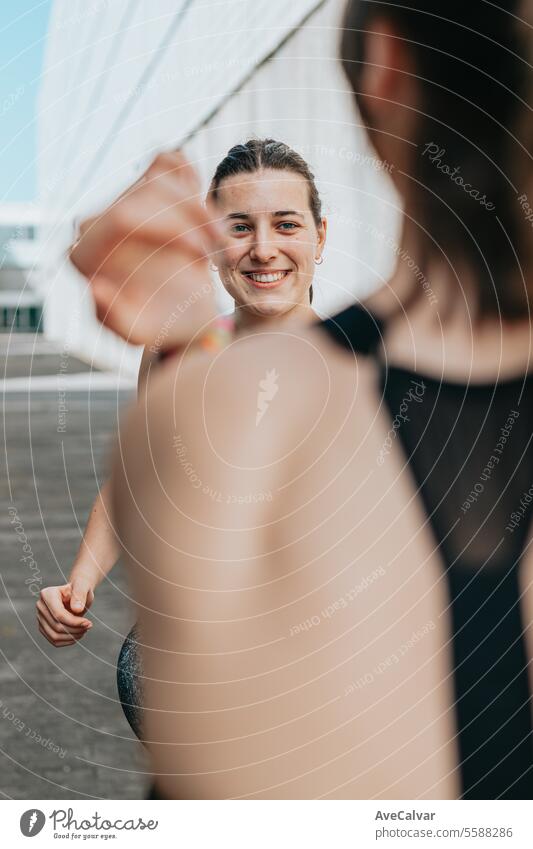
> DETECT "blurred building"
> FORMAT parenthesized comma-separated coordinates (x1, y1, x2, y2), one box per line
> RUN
(0, 203, 43, 332)
(38, 0, 400, 375)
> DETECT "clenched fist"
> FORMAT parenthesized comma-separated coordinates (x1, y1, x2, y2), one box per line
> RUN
(70, 151, 221, 350)
(37, 581, 94, 648)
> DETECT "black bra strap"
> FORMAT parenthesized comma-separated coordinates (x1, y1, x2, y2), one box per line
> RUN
(319, 303, 385, 356)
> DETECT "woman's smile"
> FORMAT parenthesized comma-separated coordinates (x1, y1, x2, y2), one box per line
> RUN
(241, 269, 292, 289)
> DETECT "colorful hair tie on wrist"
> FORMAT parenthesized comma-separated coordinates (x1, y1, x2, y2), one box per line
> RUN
(158, 315, 235, 362)
(198, 315, 235, 352)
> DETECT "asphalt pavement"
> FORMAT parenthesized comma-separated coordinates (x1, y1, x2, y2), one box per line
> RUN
(0, 334, 147, 799)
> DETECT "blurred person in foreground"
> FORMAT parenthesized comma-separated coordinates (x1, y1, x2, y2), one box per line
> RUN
(71, 0, 533, 799)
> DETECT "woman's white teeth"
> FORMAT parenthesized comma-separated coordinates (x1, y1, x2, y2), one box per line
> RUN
(248, 272, 287, 283)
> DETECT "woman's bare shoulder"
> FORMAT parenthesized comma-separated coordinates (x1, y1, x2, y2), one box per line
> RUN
(124, 323, 378, 473)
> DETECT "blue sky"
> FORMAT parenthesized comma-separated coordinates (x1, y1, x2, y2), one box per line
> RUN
(0, 0, 53, 202)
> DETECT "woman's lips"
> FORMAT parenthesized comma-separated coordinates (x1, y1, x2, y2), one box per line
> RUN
(241, 270, 290, 289)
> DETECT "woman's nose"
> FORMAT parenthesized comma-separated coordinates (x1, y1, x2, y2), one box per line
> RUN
(249, 233, 278, 263)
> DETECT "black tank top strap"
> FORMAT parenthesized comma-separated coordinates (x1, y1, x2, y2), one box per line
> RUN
(320, 303, 385, 356)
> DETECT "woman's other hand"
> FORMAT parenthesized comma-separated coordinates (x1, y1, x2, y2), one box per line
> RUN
(37, 581, 94, 647)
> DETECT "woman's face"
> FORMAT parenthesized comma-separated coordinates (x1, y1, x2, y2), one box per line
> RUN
(211, 168, 326, 318)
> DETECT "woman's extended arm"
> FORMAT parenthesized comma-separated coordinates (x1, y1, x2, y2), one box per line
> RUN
(37, 346, 159, 647)
(68, 478, 121, 595)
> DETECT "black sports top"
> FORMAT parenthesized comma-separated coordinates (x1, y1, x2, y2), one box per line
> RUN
(321, 303, 533, 800)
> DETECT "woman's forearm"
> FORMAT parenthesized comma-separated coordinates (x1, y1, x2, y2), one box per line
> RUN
(69, 479, 121, 590)
(68, 348, 161, 595)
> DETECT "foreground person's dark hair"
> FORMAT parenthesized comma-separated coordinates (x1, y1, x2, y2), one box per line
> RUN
(342, 0, 533, 319)
(209, 138, 324, 304)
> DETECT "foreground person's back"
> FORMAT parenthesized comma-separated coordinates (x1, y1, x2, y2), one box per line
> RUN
(109, 0, 533, 798)
(323, 303, 533, 798)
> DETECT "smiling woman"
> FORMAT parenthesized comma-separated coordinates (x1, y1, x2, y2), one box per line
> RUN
(40, 138, 328, 743)
(208, 138, 327, 326)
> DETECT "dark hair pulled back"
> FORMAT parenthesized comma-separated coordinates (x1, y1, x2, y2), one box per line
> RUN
(342, 0, 533, 319)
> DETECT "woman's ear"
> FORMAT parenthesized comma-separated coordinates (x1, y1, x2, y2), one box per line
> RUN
(354, 19, 419, 183)
(316, 217, 327, 260)
(358, 19, 414, 110)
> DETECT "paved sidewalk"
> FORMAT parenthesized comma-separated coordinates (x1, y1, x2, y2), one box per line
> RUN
(0, 334, 147, 799)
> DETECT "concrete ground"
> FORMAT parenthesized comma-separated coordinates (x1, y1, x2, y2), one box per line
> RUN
(0, 334, 147, 799)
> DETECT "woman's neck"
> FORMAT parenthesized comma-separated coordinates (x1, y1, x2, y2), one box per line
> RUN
(234, 302, 318, 334)
(366, 222, 533, 382)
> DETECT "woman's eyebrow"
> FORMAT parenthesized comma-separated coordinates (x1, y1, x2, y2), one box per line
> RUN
(224, 210, 305, 220)
(273, 210, 304, 218)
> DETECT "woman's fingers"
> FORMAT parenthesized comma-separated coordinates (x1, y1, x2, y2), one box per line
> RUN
(36, 599, 89, 637)
(145, 149, 201, 196)
(69, 149, 220, 347)
(91, 275, 149, 343)
(91, 257, 215, 348)
(107, 176, 218, 263)
(69, 578, 95, 615)
(71, 155, 218, 280)
(38, 620, 80, 648)
(39, 586, 91, 628)
(36, 585, 93, 648)
(38, 620, 75, 644)
(88, 222, 213, 293)
(73, 151, 223, 283)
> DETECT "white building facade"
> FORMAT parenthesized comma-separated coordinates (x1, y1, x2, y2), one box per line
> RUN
(38, 0, 400, 375)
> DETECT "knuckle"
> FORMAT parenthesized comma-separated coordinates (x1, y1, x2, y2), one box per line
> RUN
(95, 300, 109, 325)
(151, 152, 178, 173)
(110, 202, 136, 235)
(77, 215, 95, 238)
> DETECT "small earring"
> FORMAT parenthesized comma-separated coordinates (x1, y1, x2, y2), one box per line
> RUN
(315, 256, 324, 265)
(210, 263, 218, 272)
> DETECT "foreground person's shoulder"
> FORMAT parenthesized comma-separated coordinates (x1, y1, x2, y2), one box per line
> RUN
(172, 321, 373, 397)
(120, 322, 377, 472)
